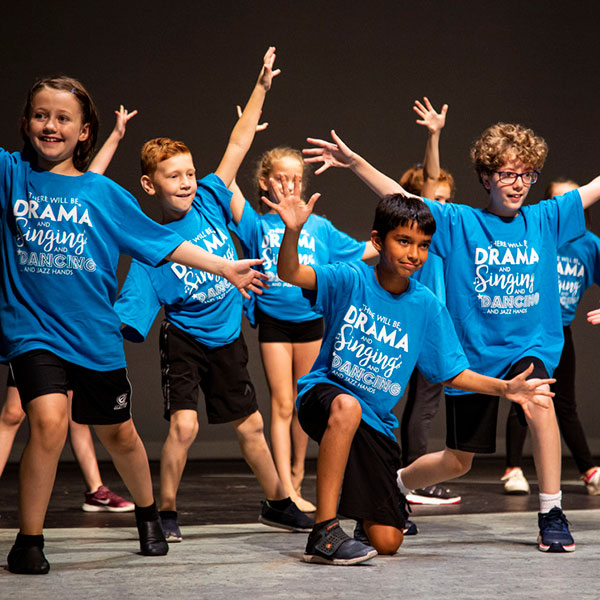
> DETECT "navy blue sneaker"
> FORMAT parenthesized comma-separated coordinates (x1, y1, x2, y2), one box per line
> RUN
(259, 499, 314, 532)
(537, 507, 575, 553)
(353, 520, 370, 545)
(304, 519, 377, 565)
(400, 493, 418, 535)
(160, 512, 183, 543)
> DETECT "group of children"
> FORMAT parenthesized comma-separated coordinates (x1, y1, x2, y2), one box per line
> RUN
(1, 46, 600, 573)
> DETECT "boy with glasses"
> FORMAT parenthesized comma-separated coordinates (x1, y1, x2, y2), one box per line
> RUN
(303, 122, 600, 552)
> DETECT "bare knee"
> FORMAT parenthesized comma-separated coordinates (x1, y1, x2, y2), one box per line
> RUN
(328, 395, 361, 432)
(271, 395, 294, 421)
(96, 420, 140, 454)
(169, 411, 199, 448)
(29, 414, 69, 450)
(234, 410, 265, 441)
(364, 521, 403, 555)
(446, 448, 473, 478)
(0, 402, 26, 428)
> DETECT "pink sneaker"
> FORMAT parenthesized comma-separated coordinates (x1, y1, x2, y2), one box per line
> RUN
(82, 486, 135, 512)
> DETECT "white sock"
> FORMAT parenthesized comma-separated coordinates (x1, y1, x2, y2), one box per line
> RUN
(396, 469, 412, 496)
(539, 491, 562, 513)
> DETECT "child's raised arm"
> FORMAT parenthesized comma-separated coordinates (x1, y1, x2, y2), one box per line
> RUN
(413, 97, 448, 199)
(214, 47, 280, 188)
(577, 176, 600, 210)
(262, 174, 320, 290)
(303, 130, 417, 200)
(88, 105, 138, 175)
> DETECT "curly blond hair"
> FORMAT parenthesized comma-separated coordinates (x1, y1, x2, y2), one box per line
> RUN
(399, 165, 455, 198)
(470, 123, 548, 185)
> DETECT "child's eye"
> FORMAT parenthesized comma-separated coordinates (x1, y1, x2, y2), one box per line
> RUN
(58, 115, 70, 122)
(32, 112, 46, 120)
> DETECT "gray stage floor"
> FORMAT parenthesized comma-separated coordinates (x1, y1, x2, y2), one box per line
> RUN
(1, 458, 599, 598)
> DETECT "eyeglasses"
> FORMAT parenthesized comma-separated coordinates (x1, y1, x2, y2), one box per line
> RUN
(495, 171, 539, 185)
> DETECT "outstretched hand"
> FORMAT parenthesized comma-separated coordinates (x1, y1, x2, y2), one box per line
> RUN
(504, 363, 554, 420)
(413, 97, 448, 135)
(587, 307, 600, 324)
(222, 258, 269, 300)
(236, 105, 268, 131)
(262, 174, 320, 230)
(258, 46, 281, 92)
(112, 105, 138, 140)
(303, 130, 355, 175)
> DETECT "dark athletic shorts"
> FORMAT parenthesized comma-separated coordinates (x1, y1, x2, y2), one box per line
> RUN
(298, 382, 404, 529)
(256, 307, 323, 344)
(8, 349, 132, 425)
(445, 356, 548, 453)
(160, 321, 258, 424)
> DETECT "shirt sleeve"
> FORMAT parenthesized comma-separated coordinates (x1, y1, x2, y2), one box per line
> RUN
(195, 173, 234, 225)
(312, 262, 357, 317)
(0, 149, 18, 213)
(229, 200, 260, 258)
(416, 299, 469, 383)
(421, 198, 460, 258)
(115, 260, 163, 342)
(538, 189, 586, 248)
(590, 232, 600, 287)
(323, 219, 366, 262)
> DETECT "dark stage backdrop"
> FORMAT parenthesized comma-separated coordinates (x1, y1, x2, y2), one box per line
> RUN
(2, 0, 600, 461)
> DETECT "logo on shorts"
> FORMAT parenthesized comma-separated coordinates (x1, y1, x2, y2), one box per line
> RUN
(244, 384, 252, 396)
(113, 393, 128, 411)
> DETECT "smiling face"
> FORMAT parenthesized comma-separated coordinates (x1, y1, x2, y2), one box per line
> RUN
(372, 221, 431, 293)
(24, 87, 90, 174)
(481, 158, 534, 217)
(141, 153, 197, 223)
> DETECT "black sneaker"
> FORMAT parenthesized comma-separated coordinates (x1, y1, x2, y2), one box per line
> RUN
(406, 484, 462, 505)
(304, 519, 377, 565)
(259, 499, 315, 532)
(399, 493, 418, 535)
(7, 536, 50, 575)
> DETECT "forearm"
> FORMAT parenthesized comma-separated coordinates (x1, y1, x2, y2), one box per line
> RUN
(216, 84, 267, 187)
(349, 153, 405, 199)
(578, 175, 600, 210)
(277, 227, 317, 290)
(88, 130, 122, 175)
(165, 241, 228, 276)
(445, 369, 507, 397)
(420, 131, 441, 199)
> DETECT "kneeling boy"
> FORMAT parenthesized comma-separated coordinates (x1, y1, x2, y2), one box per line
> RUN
(266, 174, 554, 565)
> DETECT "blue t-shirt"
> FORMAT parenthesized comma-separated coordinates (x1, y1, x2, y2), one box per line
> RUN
(0, 149, 184, 370)
(115, 174, 242, 348)
(231, 201, 366, 323)
(412, 252, 446, 304)
(557, 230, 600, 326)
(296, 261, 469, 440)
(424, 190, 585, 392)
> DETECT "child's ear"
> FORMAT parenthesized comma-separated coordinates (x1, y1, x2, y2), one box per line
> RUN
(371, 230, 383, 252)
(258, 176, 269, 192)
(78, 123, 90, 142)
(481, 172, 492, 190)
(140, 175, 156, 196)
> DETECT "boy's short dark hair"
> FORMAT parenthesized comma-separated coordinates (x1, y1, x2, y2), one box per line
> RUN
(373, 194, 436, 239)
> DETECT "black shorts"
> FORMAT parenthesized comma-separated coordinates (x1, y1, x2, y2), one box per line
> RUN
(160, 321, 258, 424)
(256, 307, 323, 344)
(445, 356, 548, 453)
(9, 349, 132, 425)
(298, 382, 404, 529)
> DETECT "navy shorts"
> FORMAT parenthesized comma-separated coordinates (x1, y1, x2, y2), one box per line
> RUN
(445, 356, 548, 453)
(298, 382, 404, 529)
(160, 321, 258, 424)
(9, 349, 132, 425)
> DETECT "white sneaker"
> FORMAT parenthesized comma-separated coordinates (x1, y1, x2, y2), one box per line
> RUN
(501, 467, 530, 495)
(582, 468, 600, 495)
